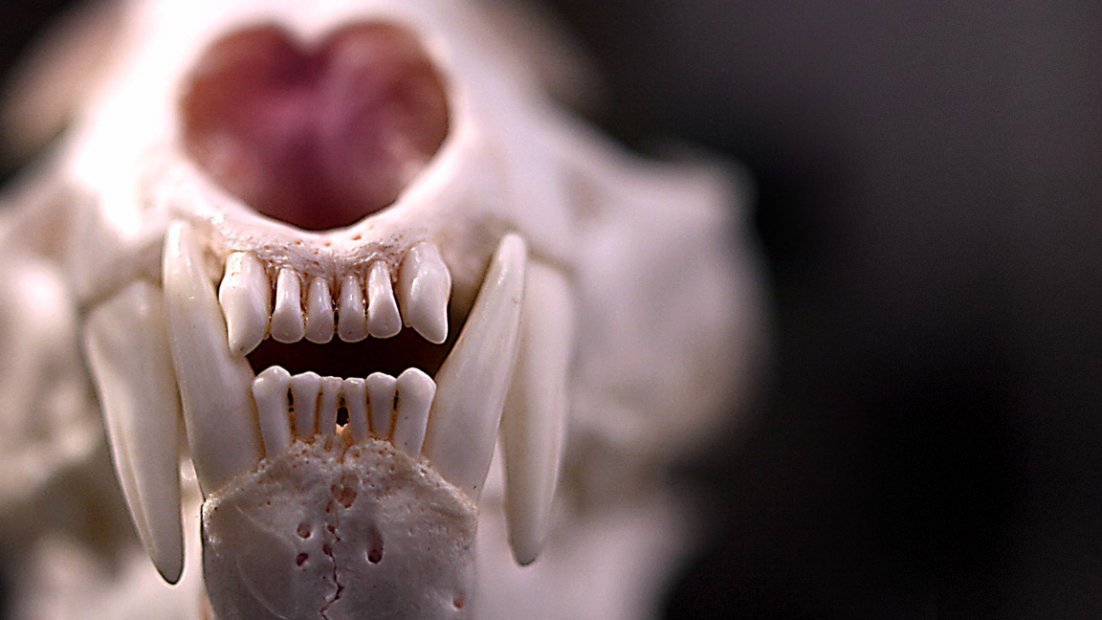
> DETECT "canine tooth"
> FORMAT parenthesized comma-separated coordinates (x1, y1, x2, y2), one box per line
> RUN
(218, 252, 271, 356)
(84, 281, 183, 583)
(423, 234, 526, 498)
(317, 376, 342, 437)
(337, 274, 368, 342)
(393, 368, 435, 457)
(164, 222, 262, 495)
(398, 242, 451, 344)
(367, 261, 401, 338)
(366, 372, 397, 438)
(305, 277, 335, 344)
(270, 268, 305, 343)
(501, 261, 574, 565)
(290, 372, 321, 438)
(342, 377, 369, 441)
(252, 366, 292, 456)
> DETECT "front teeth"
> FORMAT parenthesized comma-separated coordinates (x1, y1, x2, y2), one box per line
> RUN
(398, 241, 452, 344)
(219, 252, 271, 356)
(270, 268, 305, 343)
(337, 274, 368, 343)
(305, 277, 335, 344)
(367, 261, 401, 338)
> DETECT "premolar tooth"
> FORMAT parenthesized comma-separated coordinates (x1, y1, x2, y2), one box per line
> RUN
(342, 378, 369, 441)
(367, 261, 401, 339)
(290, 372, 321, 438)
(398, 242, 451, 344)
(317, 376, 342, 437)
(423, 234, 526, 498)
(252, 366, 292, 456)
(367, 372, 397, 438)
(337, 274, 368, 342)
(84, 281, 183, 583)
(270, 269, 305, 343)
(218, 252, 271, 356)
(393, 368, 435, 457)
(501, 261, 574, 565)
(305, 277, 335, 344)
(164, 222, 261, 495)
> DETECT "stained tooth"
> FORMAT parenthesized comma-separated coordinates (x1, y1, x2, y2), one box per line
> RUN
(218, 252, 271, 356)
(367, 261, 401, 339)
(317, 376, 342, 437)
(423, 234, 526, 498)
(164, 222, 261, 495)
(252, 366, 292, 456)
(501, 261, 574, 565)
(366, 372, 397, 438)
(398, 242, 451, 344)
(270, 269, 305, 343)
(84, 281, 183, 584)
(342, 378, 369, 441)
(337, 274, 368, 342)
(393, 368, 435, 457)
(290, 372, 321, 438)
(305, 277, 335, 344)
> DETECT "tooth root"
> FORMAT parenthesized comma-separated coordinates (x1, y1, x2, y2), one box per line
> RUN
(367, 261, 401, 339)
(342, 378, 369, 441)
(305, 277, 335, 344)
(337, 274, 368, 343)
(164, 222, 261, 496)
(253, 366, 292, 456)
(271, 269, 305, 343)
(84, 281, 183, 584)
(501, 262, 574, 565)
(290, 372, 321, 438)
(218, 252, 271, 356)
(393, 368, 435, 457)
(366, 372, 397, 439)
(398, 242, 451, 344)
(424, 234, 527, 498)
(317, 376, 342, 437)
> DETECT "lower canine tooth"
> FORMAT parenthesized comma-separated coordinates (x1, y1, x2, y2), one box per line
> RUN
(398, 242, 451, 344)
(218, 252, 271, 356)
(367, 372, 397, 438)
(270, 269, 305, 343)
(367, 261, 401, 338)
(290, 372, 321, 437)
(423, 233, 526, 498)
(305, 277, 335, 344)
(392, 368, 435, 457)
(337, 274, 368, 342)
(164, 222, 261, 495)
(252, 366, 292, 456)
(84, 281, 183, 583)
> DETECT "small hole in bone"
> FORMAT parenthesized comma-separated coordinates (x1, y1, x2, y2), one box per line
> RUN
(331, 484, 357, 508)
(453, 598, 465, 609)
(296, 553, 308, 567)
(336, 406, 349, 427)
(297, 522, 311, 539)
(367, 527, 384, 564)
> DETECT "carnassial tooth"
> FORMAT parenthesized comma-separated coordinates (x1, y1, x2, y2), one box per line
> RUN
(84, 281, 183, 583)
(423, 234, 526, 498)
(342, 377, 369, 441)
(393, 368, 435, 457)
(337, 273, 368, 343)
(367, 261, 401, 338)
(398, 242, 451, 344)
(366, 372, 397, 438)
(252, 366, 292, 456)
(305, 277, 335, 344)
(290, 371, 321, 438)
(270, 268, 305, 343)
(163, 222, 261, 495)
(501, 261, 574, 565)
(218, 252, 271, 356)
(317, 376, 342, 437)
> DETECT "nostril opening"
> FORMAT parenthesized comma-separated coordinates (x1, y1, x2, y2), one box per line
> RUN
(180, 22, 449, 231)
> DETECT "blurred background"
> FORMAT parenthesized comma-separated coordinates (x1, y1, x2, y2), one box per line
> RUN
(1, 1, 1100, 618)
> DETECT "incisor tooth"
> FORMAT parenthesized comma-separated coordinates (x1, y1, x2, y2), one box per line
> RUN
(253, 366, 292, 456)
(317, 376, 342, 437)
(367, 372, 397, 438)
(305, 277, 335, 344)
(290, 372, 321, 438)
(337, 274, 368, 343)
(501, 261, 574, 565)
(398, 242, 451, 344)
(367, 261, 401, 338)
(393, 368, 435, 456)
(423, 233, 526, 498)
(164, 222, 261, 496)
(218, 252, 271, 356)
(84, 281, 183, 583)
(342, 377, 369, 441)
(270, 268, 305, 343)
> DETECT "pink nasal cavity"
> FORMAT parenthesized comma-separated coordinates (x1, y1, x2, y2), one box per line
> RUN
(180, 23, 449, 231)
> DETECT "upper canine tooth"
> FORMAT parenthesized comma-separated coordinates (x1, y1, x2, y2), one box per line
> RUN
(398, 242, 451, 344)
(337, 274, 368, 343)
(84, 281, 183, 584)
(341, 377, 369, 441)
(392, 368, 435, 457)
(423, 233, 526, 498)
(218, 252, 271, 356)
(367, 261, 401, 339)
(290, 371, 321, 438)
(305, 277, 335, 344)
(163, 222, 261, 495)
(252, 366, 292, 457)
(366, 372, 397, 438)
(270, 268, 306, 343)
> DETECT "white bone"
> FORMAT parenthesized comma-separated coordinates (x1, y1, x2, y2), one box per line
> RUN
(398, 242, 452, 345)
(341, 377, 369, 441)
(317, 376, 342, 438)
(367, 261, 402, 339)
(290, 371, 322, 438)
(252, 366, 292, 456)
(393, 368, 436, 457)
(271, 268, 306, 343)
(367, 372, 398, 439)
(305, 277, 335, 345)
(218, 252, 270, 356)
(337, 273, 368, 343)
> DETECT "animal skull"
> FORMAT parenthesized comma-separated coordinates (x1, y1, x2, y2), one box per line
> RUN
(0, 1, 763, 618)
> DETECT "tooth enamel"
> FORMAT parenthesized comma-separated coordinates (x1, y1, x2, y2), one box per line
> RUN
(393, 368, 435, 457)
(337, 273, 368, 342)
(305, 277, 335, 344)
(367, 261, 401, 339)
(218, 252, 271, 356)
(164, 222, 262, 495)
(252, 366, 292, 456)
(290, 371, 321, 438)
(342, 377, 369, 441)
(270, 268, 305, 343)
(423, 233, 527, 498)
(366, 372, 397, 438)
(398, 241, 451, 344)
(501, 261, 574, 565)
(84, 281, 183, 584)
(317, 376, 342, 437)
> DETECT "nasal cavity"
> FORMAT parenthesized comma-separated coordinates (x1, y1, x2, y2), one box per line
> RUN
(180, 23, 449, 230)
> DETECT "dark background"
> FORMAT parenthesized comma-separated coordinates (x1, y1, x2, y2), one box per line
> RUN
(2, 2, 1101, 618)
